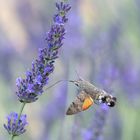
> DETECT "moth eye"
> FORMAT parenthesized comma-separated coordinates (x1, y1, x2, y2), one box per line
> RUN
(107, 101, 115, 107)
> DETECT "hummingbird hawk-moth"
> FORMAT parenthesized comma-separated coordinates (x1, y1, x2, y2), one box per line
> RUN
(66, 78, 116, 115)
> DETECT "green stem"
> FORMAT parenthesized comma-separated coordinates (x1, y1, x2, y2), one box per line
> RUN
(11, 102, 26, 140)
(11, 135, 15, 140)
(17, 102, 26, 122)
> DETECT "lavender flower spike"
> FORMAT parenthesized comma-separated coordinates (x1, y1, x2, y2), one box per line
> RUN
(4, 112, 28, 136)
(82, 105, 109, 140)
(16, 2, 71, 103)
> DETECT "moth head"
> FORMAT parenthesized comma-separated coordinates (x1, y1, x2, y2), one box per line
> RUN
(98, 94, 116, 107)
(105, 95, 117, 107)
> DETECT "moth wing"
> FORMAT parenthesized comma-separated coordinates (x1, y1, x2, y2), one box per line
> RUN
(66, 91, 94, 115)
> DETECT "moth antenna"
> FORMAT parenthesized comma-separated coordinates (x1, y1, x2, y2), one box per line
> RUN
(75, 69, 83, 80)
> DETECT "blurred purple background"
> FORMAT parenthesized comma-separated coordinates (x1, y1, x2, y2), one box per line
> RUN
(0, 0, 140, 140)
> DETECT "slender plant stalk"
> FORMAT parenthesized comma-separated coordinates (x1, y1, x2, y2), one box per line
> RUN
(11, 102, 26, 140)
(17, 102, 26, 122)
(11, 135, 15, 140)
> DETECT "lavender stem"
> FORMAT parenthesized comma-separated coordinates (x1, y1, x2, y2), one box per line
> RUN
(11, 135, 14, 140)
(11, 102, 26, 140)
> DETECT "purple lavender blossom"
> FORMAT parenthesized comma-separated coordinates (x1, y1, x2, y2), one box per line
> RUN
(82, 105, 109, 140)
(54, 2, 71, 24)
(92, 105, 109, 140)
(4, 112, 28, 136)
(16, 2, 71, 103)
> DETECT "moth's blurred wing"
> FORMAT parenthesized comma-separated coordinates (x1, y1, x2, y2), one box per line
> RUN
(66, 91, 94, 115)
